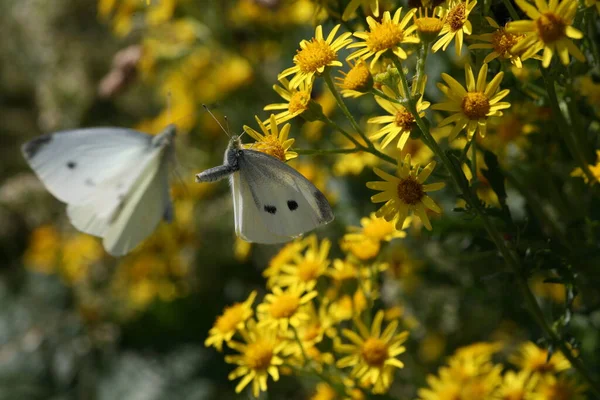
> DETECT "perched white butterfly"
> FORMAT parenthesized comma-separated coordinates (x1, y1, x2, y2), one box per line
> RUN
(21, 125, 176, 256)
(195, 136, 334, 243)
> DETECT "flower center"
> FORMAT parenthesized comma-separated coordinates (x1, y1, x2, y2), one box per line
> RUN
(215, 303, 245, 333)
(492, 29, 524, 57)
(415, 16, 444, 35)
(295, 39, 337, 73)
(361, 337, 389, 366)
(288, 90, 311, 115)
(254, 136, 286, 161)
(269, 293, 300, 319)
(536, 12, 565, 43)
(395, 109, 416, 131)
(397, 177, 425, 205)
(245, 340, 274, 370)
(447, 2, 466, 32)
(461, 92, 490, 120)
(504, 391, 526, 400)
(366, 21, 405, 53)
(343, 61, 372, 91)
(297, 260, 321, 282)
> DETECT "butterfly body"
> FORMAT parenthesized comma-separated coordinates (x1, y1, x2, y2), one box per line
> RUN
(196, 136, 334, 243)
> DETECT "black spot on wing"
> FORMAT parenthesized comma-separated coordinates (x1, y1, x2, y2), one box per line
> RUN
(22, 135, 52, 159)
(67, 161, 77, 169)
(264, 205, 277, 214)
(287, 200, 298, 211)
(314, 191, 333, 222)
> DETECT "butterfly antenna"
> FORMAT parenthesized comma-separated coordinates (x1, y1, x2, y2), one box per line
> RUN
(202, 104, 230, 138)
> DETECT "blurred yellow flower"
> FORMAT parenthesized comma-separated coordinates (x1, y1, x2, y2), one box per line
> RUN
(470, 17, 528, 67)
(432, 63, 511, 140)
(329, 258, 359, 284)
(205, 291, 257, 351)
(225, 321, 285, 397)
(263, 238, 309, 288)
(367, 154, 445, 230)
(329, 290, 370, 322)
(264, 78, 313, 124)
(335, 60, 373, 98)
(585, 0, 600, 12)
(341, 212, 408, 261)
(493, 370, 539, 400)
(336, 311, 409, 393)
(23, 225, 61, 274)
(257, 285, 318, 332)
(343, 0, 379, 21)
(369, 75, 430, 150)
(507, 0, 585, 67)
(509, 341, 571, 374)
(432, 0, 477, 55)
(347, 9, 419, 68)
(333, 149, 379, 176)
(277, 235, 331, 289)
(243, 115, 298, 161)
(533, 374, 587, 400)
(280, 25, 353, 88)
(61, 234, 104, 283)
(571, 150, 600, 184)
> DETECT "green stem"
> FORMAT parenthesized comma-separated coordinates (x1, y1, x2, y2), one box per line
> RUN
(295, 148, 358, 156)
(471, 138, 478, 182)
(415, 43, 429, 92)
(541, 69, 597, 184)
(459, 134, 476, 164)
(502, 0, 521, 20)
(371, 88, 403, 104)
(321, 114, 364, 148)
(392, 56, 600, 396)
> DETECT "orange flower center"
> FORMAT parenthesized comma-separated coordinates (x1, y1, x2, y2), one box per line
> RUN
(269, 293, 300, 319)
(215, 303, 246, 333)
(295, 39, 337, 73)
(367, 20, 405, 52)
(397, 177, 425, 205)
(462, 92, 490, 120)
(245, 339, 274, 370)
(254, 135, 287, 161)
(415, 16, 444, 35)
(361, 337, 389, 366)
(492, 28, 524, 57)
(395, 109, 416, 131)
(288, 90, 311, 115)
(448, 2, 467, 32)
(536, 12, 566, 43)
(297, 259, 322, 282)
(342, 61, 372, 91)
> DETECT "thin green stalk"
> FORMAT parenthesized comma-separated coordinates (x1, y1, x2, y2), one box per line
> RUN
(321, 114, 364, 148)
(295, 148, 358, 156)
(415, 43, 429, 92)
(459, 134, 476, 164)
(502, 0, 521, 20)
(471, 138, 478, 182)
(371, 88, 403, 104)
(392, 56, 600, 396)
(541, 69, 597, 184)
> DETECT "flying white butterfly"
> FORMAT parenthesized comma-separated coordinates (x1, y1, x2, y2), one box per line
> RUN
(21, 125, 176, 256)
(195, 136, 334, 243)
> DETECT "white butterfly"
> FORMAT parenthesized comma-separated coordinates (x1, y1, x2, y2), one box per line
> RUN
(21, 125, 176, 256)
(195, 136, 334, 243)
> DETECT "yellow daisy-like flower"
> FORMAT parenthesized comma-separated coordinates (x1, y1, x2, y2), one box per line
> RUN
(335, 60, 374, 98)
(243, 114, 297, 161)
(470, 17, 528, 67)
(507, 0, 585, 67)
(432, 0, 477, 56)
(277, 235, 331, 289)
(279, 24, 353, 88)
(343, 0, 380, 21)
(347, 9, 419, 69)
(205, 291, 257, 351)
(533, 374, 588, 400)
(225, 321, 285, 397)
(341, 212, 409, 260)
(413, 7, 446, 43)
(264, 77, 313, 124)
(492, 370, 539, 400)
(336, 311, 409, 393)
(257, 285, 318, 332)
(509, 341, 571, 373)
(571, 150, 600, 184)
(367, 154, 445, 230)
(369, 76, 430, 149)
(329, 290, 370, 322)
(432, 63, 511, 140)
(329, 258, 360, 284)
(263, 238, 309, 288)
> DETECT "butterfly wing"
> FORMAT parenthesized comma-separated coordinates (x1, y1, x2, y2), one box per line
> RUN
(234, 149, 333, 242)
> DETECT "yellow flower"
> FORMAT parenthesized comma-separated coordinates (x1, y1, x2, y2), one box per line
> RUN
(432, 0, 477, 55)
(243, 114, 297, 161)
(276, 235, 331, 289)
(61, 234, 104, 283)
(432, 63, 511, 140)
(533, 374, 587, 400)
(205, 291, 257, 351)
(347, 9, 419, 68)
(493, 370, 539, 400)
(341, 212, 409, 260)
(413, 7, 445, 43)
(577, 75, 600, 116)
(280, 25, 353, 88)
(571, 150, 600, 183)
(264, 77, 313, 124)
(369, 76, 430, 149)
(329, 289, 371, 322)
(333, 149, 379, 176)
(225, 321, 286, 397)
(257, 285, 318, 332)
(343, 0, 379, 21)
(335, 60, 374, 98)
(23, 225, 61, 274)
(263, 238, 309, 288)
(336, 311, 409, 393)
(509, 341, 571, 373)
(470, 17, 528, 67)
(329, 258, 360, 284)
(367, 154, 445, 230)
(507, 0, 585, 67)
(310, 382, 338, 400)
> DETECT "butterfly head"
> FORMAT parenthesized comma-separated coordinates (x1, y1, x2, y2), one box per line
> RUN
(229, 135, 243, 150)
